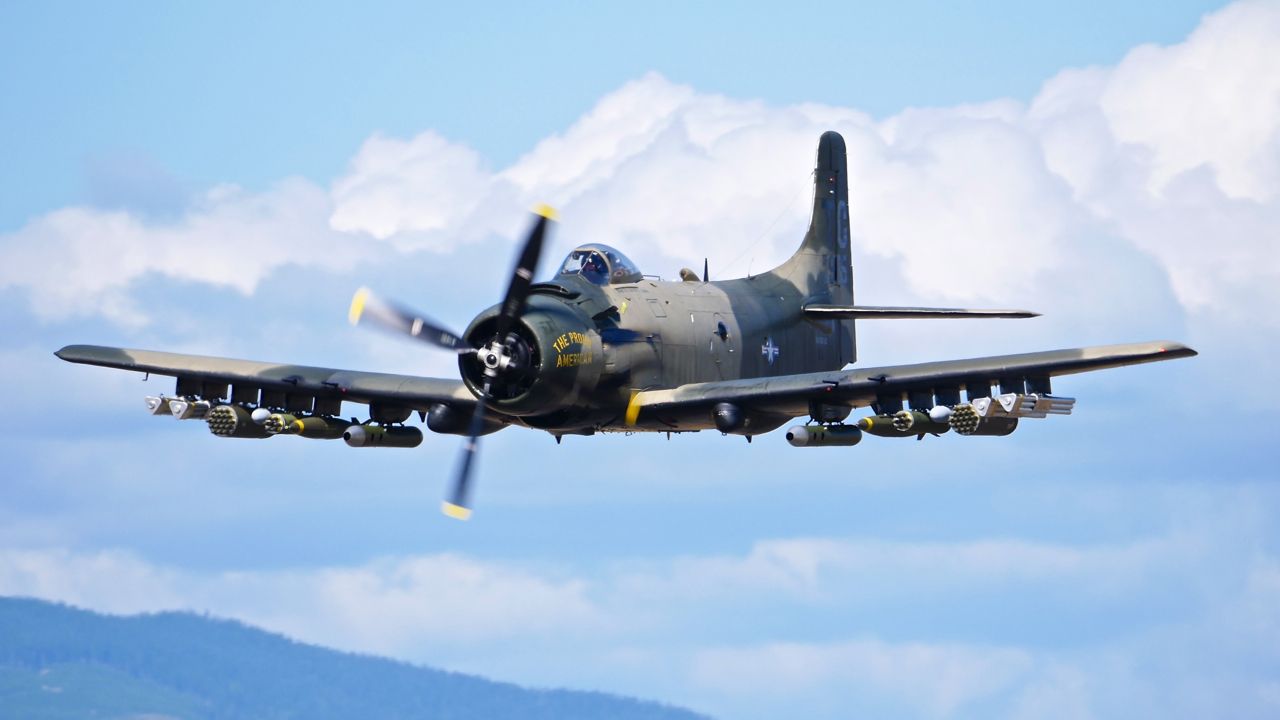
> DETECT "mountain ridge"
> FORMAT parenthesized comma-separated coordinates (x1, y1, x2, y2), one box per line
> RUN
(0, 596, 709, 720)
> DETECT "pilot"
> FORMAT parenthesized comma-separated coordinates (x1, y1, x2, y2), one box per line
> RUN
(581, 252, 608, 284)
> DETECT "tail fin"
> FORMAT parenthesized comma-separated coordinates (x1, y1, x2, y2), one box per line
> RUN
(778, 131, 853, 300)
(775, 131, 855, 364)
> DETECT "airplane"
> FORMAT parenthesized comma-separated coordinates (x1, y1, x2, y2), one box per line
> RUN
(56, 131, 1197, 520)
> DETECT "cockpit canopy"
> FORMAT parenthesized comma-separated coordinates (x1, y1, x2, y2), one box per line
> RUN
(556, 244, 643, 285)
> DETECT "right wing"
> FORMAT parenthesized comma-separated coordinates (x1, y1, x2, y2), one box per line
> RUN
(55, 344, 475, 414)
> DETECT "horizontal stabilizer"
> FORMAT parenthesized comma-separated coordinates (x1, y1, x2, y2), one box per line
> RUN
(804, 304, 1039, 320)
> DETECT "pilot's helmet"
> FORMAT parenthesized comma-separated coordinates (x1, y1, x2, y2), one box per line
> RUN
(581, 252, 607, 282)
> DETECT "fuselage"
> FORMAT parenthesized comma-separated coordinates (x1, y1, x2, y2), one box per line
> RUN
(459, 130, 855, 435)
(459, 263, 852, 435)
(599, 271, 845, 386)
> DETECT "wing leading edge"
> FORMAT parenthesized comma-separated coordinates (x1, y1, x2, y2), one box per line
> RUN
(626, 341, 1197, 426)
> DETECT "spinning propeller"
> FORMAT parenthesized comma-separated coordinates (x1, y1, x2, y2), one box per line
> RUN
(349, 205, 557, 520)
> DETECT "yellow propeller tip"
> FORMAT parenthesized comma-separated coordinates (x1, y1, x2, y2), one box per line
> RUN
(348, 288, 370, 325)
(625, 389, 643, 427)
(533, 203, 559, 221)
(441, 502, 472, 521)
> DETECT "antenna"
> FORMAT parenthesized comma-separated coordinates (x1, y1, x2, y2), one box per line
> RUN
(703, 258, 708, 282)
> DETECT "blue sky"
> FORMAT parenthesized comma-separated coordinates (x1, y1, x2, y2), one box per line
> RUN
(3, 2, 1279, 718)
(0, 1, 1223, 228)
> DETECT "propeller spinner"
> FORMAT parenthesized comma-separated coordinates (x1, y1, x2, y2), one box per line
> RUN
(349, 204, 558, 520)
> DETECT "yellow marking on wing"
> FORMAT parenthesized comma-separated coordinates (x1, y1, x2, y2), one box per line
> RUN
(625, 390, 642, 427)
(533, 203, 560, 221)
(441, 502, 472, 521)
(348, 287, 370, 325)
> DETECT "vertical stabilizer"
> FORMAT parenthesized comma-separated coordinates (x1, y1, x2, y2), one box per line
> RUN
(775, 131, 855, 364)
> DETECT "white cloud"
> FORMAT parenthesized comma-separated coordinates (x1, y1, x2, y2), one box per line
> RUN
(0, 548, 605, 659)
(2, 512, 1278, 720)
(0, 548, 188, 613)
(610, 535, 1194, 610)
(1099, 0, 1280, 203)
(692, 640, 1033, 718)
(5, 2, 1278, 335)
(242, 554, 607, 657)
(1009, 665, 1094, 720)
(847, 102, 1077, 303)
(1028, 1, 1280, 319)
(329, 130, 496, 248)
(0, 179, 352, 326)
(500, 72, 701, 201)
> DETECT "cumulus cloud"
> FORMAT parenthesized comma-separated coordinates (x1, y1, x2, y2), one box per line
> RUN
(0, 548, 189, 613)
(1029, 0, 1280, 318)
(0, 179, 352, 326)
(4, 521, 1277, 719)
(322, 0, 1278, 326)
(329, 130, 497, 249)
(1099, 0, 1280, 203)
(611, 535, 1194, 608)
(500, 73, 701, 201)
(0, 548, 605, 659)
(6, 1, 1278, 333)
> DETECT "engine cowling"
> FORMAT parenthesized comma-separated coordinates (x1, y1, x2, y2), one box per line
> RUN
(459, 294, 605, 417)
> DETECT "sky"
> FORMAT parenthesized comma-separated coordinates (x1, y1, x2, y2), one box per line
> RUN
(1, 1, 1278, 718)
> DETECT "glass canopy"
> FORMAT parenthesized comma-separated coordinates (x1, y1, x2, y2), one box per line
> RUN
(556, 244, 643, 285)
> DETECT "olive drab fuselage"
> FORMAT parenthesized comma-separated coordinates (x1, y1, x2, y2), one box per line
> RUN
(458, 132, 857, 434)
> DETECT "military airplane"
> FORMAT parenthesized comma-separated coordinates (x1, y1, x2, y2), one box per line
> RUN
(56, 131, 1197, 520)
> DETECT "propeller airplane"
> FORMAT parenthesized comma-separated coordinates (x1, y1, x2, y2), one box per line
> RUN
(56, 132, 1197, 519)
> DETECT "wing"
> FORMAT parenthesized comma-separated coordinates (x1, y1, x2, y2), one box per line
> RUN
(626, 341, 1196, 427)
(55, 344, 475, 414)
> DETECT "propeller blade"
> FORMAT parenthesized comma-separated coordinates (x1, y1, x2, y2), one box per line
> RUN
(441, 380, 493, 521)
(442, 205, 558, 520)
(494, 205, 557, 340)
(348, 287, 467, 351)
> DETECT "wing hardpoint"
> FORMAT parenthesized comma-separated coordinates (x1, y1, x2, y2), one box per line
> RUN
(626, 341, 1196, 427)
(55, 344, 474, 412)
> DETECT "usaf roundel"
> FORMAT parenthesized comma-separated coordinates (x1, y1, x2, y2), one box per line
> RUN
(761, 336, 780, 365)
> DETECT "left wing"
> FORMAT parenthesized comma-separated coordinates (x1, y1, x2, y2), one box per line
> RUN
(626, 341, 1196, 427)
(55, 344, 475, 412)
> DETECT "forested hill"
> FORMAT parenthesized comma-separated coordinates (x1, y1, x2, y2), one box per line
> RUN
(0, 596, 709, 720)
